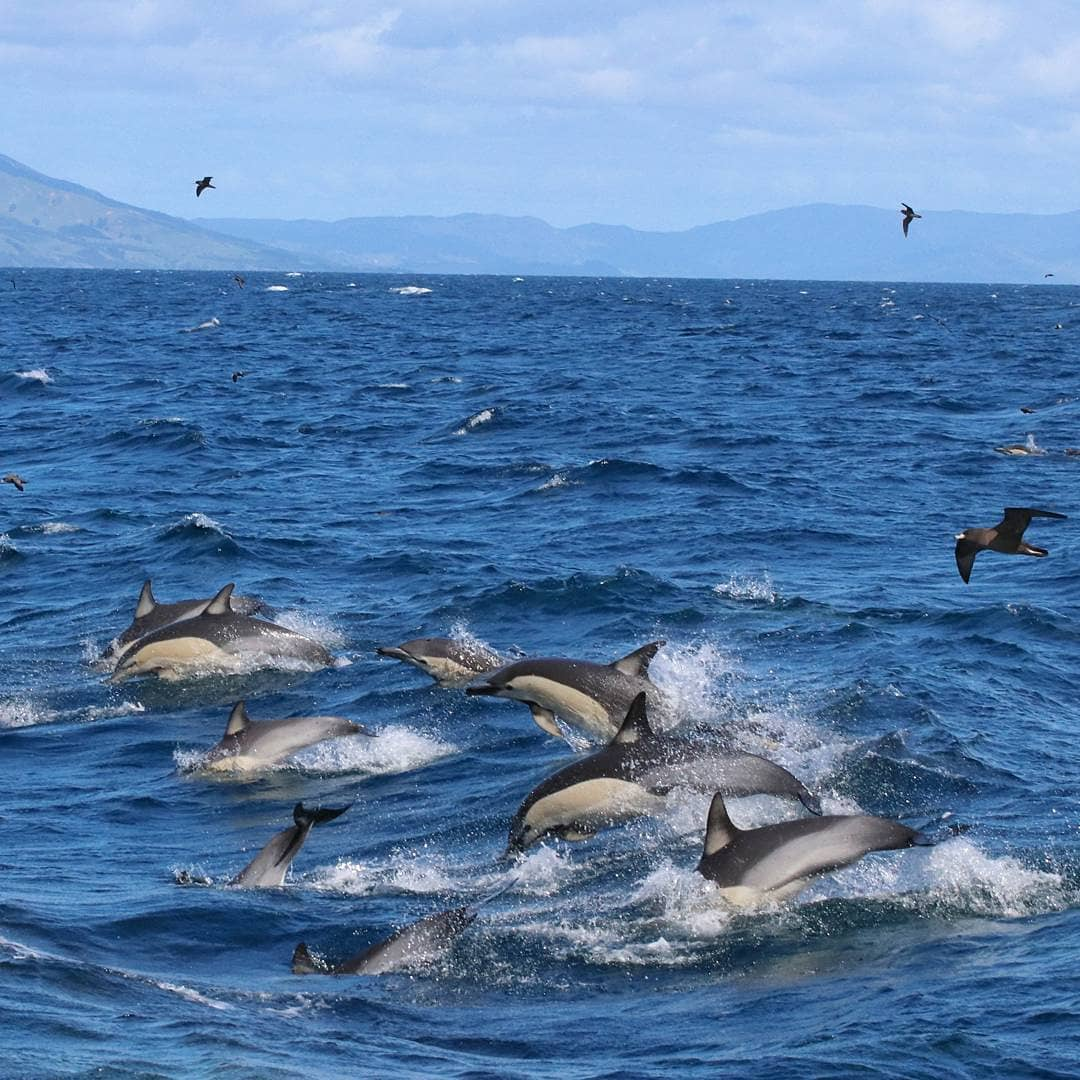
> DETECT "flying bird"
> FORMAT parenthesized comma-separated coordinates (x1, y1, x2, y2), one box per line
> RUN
(195, 176, 215, 197)
(233, 275, 245, 288)
(1044, 272, 1055, 278)
(954, 507, 1067, 583)
(232, 371, 248, 383)
(3, 473, 25, 492)
(900, 203, 921, 237)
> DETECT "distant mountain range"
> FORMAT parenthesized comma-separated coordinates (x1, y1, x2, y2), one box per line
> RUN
(2, 151, 1078, 282)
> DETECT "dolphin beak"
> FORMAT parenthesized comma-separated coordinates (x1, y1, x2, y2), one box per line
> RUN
(376, 647, 410, 661)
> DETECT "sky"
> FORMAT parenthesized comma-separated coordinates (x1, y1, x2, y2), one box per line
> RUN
(4, 1, 1080, 230)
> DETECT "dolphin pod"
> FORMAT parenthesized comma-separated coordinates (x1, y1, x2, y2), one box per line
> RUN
(110, 583, 335, 682)
(466, 640, 668, 741)
(230, 802, 350, 888)
(507, 693, 821, 854)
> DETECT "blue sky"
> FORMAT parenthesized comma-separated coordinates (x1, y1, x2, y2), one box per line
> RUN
(4, 1, 1080, 229)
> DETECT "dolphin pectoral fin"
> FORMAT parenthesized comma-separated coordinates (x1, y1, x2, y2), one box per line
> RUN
(610, 640, 665, 677)
(135, 579, 156, 619)
(797, 786, 823, 815)
(291, 942, 326, 975)
(527, 704, 562, 738)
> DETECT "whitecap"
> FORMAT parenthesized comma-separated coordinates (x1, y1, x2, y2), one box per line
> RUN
(284, 272, 303, 277)
(40, 521, 80, 534)
(290, 725, 455, 778)
(536, 473, 570, 492)
(180, 317, 220, 333)
(712, 572, 777, 604)
(265, 285, 289, 292)
(14, 369, 52, 383)
(0, 696, 58, 728)
(390, 285, 432, 296)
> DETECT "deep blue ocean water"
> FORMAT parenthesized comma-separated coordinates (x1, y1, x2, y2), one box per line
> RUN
(1, 270, 1078, 1078)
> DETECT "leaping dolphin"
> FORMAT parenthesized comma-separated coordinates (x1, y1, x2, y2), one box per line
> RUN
(376, 636, 505, 687)
(292, 906, 476, 975)
(466, 640, 668, 741)
(230, 802, 350, 887)
(110, 583, 335, 682)
(507, 693, 820, 853)
(696, 791, 929, 907)
(103, 579, 268, 665)
(194, 700, 372, 773)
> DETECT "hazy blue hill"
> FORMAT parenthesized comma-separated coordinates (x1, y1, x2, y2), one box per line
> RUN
(0, 153, 300, 270)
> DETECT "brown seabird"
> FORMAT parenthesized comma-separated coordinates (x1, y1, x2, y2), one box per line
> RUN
(900, 203, 921, 237)
(955, 507, 1067, 583)
(195, 176, 215, 197)
(3, 473, 26, 492)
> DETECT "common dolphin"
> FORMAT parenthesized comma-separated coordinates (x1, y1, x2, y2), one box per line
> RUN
(955, 507, 1067, 583)
(507, 693, 820, 854)
(466, 640, 667, 741)
(104, 579, 268, 665)
(195, 700, 371, 773)
(291, 907, 476, 976)
(376, 636, 504, 687)
(229, 802, 349, 888)
(695, 791, 929, 907)
(110, 583, 334, 682)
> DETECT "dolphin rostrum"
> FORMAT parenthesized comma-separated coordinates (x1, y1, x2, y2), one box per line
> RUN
(110, 583, 334, 681)
(230, 802, 350, 888)
(376, 636, 504, 687)
(954, 507, 1067, 583)
(466, 640, 668, 741)
(292, 906, 477, 976)
(507, 693, 820, 854)
(696, 791, 929, 907)
(195, 700, 372, 773)
(103, 579, 268, 665)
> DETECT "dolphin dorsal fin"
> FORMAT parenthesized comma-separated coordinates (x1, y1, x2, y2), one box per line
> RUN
(702, 792, 739, 857)
(610, 640, 665, 678)
(202, 583, 235, 617)
(135, 580, 156, 619)
(612, 692, 655, 744)
(225, 700, 251, 736)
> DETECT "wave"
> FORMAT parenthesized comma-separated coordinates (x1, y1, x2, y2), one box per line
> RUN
(390, 286, 432, 296)
(452, 407, 496, 435)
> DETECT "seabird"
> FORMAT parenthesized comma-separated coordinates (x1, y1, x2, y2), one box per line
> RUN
(232, 371, 248, 383)
(195, 176, 215, 197)
(954, 507, 1067, 583)
(1020, 407, 1036, 414)
(234, 275, 245, 288)
(3, 473, 25, 492)
(1045, 273, 1055, 278)
(900, 203, 921, 237)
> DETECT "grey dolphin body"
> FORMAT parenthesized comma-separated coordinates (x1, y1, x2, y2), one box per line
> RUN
(230, 802, 349, 888)
(292, 906, 476, 975)
(507, 694, 820, 853)
(696, 791, 928, 907)
(104, 580, 268, 665)
(466, 640, 667, 741)
(197, 701, 371, 773)
(110, 583, 333, 681)
(955, 507, 1067, 583)
(376, 636, 504, 687)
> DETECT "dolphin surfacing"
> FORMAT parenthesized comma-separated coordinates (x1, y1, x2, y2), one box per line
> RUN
(376, 636, 504, 687)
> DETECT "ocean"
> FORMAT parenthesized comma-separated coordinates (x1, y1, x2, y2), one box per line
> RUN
(0, 270, 1077, 1078)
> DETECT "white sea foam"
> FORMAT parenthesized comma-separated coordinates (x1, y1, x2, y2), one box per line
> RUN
(265, 285, 289, 292)
(14, 368, 51, 383)
(453, 408, 495, 435)
(181, 317, 220, 333)
(712, 572, 778, 604)
(39, 521, 80, 535)
(536, 473, 570, 492)
(290, 725, 455, 778)
(81, 701, 146, 722)
(0, 697, 58, 728)
(274, 608, 347, 649)
(390, 285, 432, 296)
(284, 272, 303, 277)
(648, 639, 739, 730)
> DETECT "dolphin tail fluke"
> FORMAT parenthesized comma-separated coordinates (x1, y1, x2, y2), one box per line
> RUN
(293, 802, 351, 829)
(291, 942, 325, 975)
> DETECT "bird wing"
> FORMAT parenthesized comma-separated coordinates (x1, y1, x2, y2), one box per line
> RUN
(902, 218, 910, 237)
(901, 203, 913, 213)
(955, 539, 979, 583)
(998, 507, 1067, 540)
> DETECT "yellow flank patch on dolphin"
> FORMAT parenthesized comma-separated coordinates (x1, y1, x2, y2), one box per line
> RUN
(202, 754, 264, 773)
(120, 637, 232, 680)
(509, 675, 611, 735)
(530, 778, 666, 835)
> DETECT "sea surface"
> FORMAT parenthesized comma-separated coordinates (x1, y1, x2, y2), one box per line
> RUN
(1, 270, 1078, 1079)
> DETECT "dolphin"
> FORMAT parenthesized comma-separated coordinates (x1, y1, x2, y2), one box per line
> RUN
(695, 791, 929, 907)
(376, 636, 504, 687)
(292, 906, 476, 976)
(466, 640, 667, 741)
(195, 700, 371, 773)
(104, 579, 268, 665)
(110, 583, 334, 682)
(507, 693, 820, 854)
(230, 802, 349, 888)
